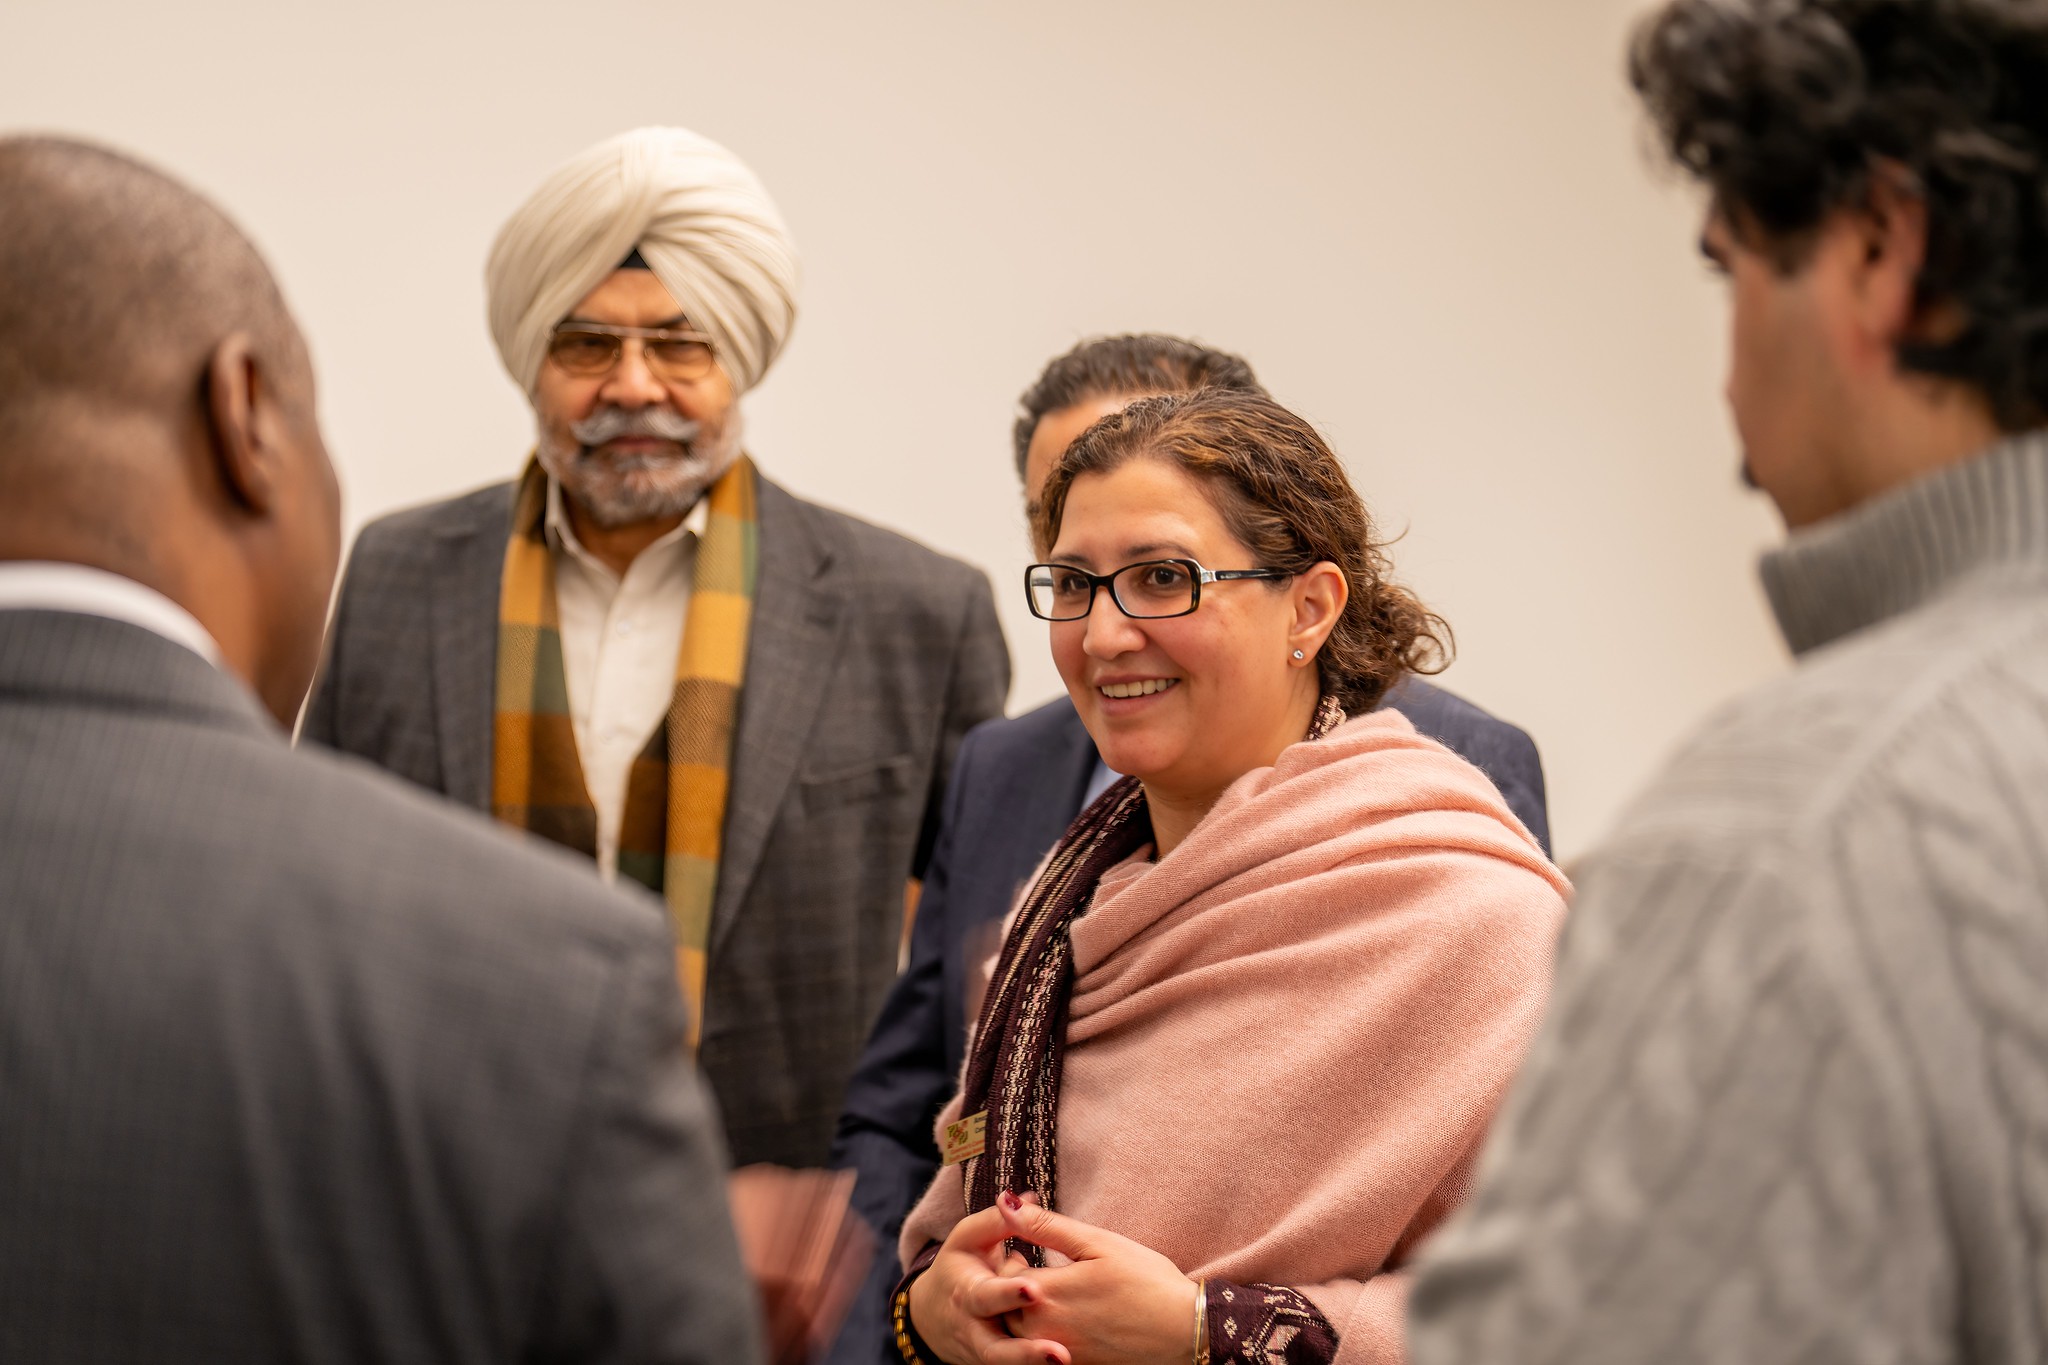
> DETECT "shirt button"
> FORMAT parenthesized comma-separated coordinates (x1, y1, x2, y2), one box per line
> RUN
(616, 619, 635, 637)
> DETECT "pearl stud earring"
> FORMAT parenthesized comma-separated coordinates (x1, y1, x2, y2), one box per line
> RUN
(1292, 649, 1305, 660)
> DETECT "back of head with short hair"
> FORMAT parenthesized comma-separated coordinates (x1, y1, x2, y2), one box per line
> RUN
(1012, 334, 1266, 480)
(0, 136, 302, 447)
(1630, 0, 2048, 431)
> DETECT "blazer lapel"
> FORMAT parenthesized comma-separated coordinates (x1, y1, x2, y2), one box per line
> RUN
(710, 475, 845, 957)
(430, 489, 513, 813)
(1000, 700, 1104, 890)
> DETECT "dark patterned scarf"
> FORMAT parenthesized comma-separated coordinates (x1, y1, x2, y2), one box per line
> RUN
(956, 694, 1348, 1257)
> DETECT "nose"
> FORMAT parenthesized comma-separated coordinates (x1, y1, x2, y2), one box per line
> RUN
(1080, 585, 1145, 660)
(598, 338, 667, 409)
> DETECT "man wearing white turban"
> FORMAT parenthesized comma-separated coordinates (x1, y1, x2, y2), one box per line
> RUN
(304, 127, 1011, 1170)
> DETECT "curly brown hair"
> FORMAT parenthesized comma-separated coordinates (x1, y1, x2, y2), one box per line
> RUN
(1031, 390, 1451, 714)
(1630, 0, 2048, 430)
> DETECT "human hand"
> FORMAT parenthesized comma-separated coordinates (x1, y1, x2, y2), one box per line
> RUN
(994, 1191, 1197, 1365)
(907, 1202, 1072, 1365)
(726, 1166, 874, 1365)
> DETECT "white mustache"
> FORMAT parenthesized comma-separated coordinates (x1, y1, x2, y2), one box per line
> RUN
(570, 405, 702, 452)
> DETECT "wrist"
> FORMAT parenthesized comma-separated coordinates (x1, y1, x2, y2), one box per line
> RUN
(893, 1241, 945, 1365)
(904, 1269, 932, 1338)
(896, 1270, 941, 1365)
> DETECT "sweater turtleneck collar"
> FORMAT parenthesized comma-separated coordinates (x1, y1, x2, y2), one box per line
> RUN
(1759, 429, 2048, 658)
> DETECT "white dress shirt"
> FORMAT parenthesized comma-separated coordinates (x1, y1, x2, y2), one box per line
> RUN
(544, 481, 707, 882)
(0, 561, 225, 668)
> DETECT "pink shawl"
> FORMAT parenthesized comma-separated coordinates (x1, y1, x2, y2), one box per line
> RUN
(900, 709, 1569, 1364)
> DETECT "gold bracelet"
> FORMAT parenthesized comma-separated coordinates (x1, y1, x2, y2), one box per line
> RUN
(1192, 1278, 1210, 1365)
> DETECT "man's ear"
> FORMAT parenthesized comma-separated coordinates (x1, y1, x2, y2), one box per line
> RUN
(203, 333, 279, 515)
(1290, 561, 1348, 656)
(1849, 163, 1932, 355)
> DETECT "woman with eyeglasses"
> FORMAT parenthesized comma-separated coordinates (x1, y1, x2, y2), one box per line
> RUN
(889, 390, 1568, 1365)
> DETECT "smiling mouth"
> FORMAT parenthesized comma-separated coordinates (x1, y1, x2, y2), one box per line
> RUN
(1098, 678, 1180, 699)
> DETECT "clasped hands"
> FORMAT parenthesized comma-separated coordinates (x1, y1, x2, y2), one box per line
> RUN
(906, 1190, 1198, 1365)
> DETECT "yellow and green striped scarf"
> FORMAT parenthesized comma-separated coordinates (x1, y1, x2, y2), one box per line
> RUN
(492, 454, 758, 1049)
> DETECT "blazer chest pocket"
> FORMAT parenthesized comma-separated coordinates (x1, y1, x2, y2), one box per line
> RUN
(798, 753, 914, 815)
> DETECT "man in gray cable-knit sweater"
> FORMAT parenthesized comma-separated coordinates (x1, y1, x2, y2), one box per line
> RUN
(1409, 4, 2048, 1362)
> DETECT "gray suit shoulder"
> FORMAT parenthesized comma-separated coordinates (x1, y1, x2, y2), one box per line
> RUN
(274, 729, 671, 969)
(112, 721, 753, 1362)
(353, 474, 989, 592)
(353, 475, 994, 606)
(346, 480, 516, 571)
(763, 477, 992, 604)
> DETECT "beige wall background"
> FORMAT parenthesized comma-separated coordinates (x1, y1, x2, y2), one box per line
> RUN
(0, 0, 1788, 862)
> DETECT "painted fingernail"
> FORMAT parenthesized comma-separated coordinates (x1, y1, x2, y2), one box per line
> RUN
(999, 1190, 1022, 1211)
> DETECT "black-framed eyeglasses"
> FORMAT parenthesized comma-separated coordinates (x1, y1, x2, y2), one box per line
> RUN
(546, 322, 719, 381)
(1024, 558, 1292, 622)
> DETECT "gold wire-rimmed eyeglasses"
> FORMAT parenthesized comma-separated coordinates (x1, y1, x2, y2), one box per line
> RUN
(546, 322, 719, 382)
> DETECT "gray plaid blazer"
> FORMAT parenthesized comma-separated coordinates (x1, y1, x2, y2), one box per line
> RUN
(0, 609, 759, 1365)
(302, 473, 1012, 1168)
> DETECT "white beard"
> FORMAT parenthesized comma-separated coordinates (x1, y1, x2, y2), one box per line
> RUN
(536, 404, 744, 529)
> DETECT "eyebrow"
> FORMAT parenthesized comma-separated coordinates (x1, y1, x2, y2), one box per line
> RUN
(1047, 542, 1198, 572)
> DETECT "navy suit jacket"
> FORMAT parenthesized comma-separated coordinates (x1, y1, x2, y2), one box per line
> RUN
(825, 678, 1549, 1363)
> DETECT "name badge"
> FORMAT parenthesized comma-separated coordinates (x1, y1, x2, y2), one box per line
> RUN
(941, 1111, 987, 1166)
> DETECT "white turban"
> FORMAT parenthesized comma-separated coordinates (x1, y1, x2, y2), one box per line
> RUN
(486, 126, 800, 396)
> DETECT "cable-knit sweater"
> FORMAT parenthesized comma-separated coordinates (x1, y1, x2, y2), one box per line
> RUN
(1409, 432, 2048, 1364)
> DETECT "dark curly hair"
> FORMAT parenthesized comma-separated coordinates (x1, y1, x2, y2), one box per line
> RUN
(1630, 0, 2048, 430)
(1012, 334, 1265, 480)
(1032, 390, 1451, 714)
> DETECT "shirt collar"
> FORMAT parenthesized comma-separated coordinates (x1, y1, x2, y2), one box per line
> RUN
(544, 477, 709, 580)
(1759, 428, 2048, 656)
(0, 561, 225, 668)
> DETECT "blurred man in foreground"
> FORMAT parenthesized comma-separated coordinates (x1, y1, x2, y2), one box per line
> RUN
(304, 128, 1008, 1169)
(1411, 3, 2048, 1360)
(0, 135, 758, 1365)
